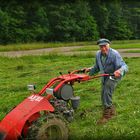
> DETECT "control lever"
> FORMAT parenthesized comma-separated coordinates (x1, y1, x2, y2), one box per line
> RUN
(109, 74, 116, 81)
(59, 72, 64, 77)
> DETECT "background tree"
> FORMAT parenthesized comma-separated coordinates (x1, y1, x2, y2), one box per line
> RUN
(106, 0, 133, 40)
(47, 1, 99, 42)
(0, 0, 139, 44)
(89, 0, 110, 38)
(122, 0, 140, 39)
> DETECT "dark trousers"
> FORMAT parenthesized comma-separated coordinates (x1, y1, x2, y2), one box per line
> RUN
(101, 77, 120, 108)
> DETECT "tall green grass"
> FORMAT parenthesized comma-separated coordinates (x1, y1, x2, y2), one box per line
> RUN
(0, 41, 94, 52)
(0, 40, 140, 52)
(73, 42, 140, 52)
(123, 50, 140, 53)
(0, 54, 140, 139)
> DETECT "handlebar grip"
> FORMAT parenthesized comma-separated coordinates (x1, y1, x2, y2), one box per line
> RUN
(109, 74, 115, 76)
(79, 69, 86, 73)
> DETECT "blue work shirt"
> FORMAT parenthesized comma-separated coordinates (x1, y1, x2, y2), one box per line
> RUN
(89, 48, 128, 76)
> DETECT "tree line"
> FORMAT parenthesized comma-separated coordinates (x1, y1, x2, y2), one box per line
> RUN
(0, 0, 139, 44)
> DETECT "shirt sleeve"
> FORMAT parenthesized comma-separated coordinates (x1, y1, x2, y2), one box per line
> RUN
(115, 52, 128, 76)
(89, 54, 100, 76)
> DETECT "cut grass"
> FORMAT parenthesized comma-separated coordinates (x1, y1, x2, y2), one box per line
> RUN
(0, 53, 140, 139)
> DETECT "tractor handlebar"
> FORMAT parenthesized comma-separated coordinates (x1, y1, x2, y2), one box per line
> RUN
(70, 69, 115, 77)
(70, 68, 89, 74)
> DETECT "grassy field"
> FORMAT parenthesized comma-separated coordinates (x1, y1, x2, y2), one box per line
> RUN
(0, 41, 94, 52)
(0, 52, 140, 139)
(0, 40, 140, 52)
(73, 42, 140, 52)
(123, 50, 140, 53)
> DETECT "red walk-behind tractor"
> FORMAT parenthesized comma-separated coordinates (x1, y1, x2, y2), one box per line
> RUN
(0, 69, 114, 140)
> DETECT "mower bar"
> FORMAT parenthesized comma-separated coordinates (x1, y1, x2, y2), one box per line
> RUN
(38, 69, 115, 96)
(89, 73, 115, 80)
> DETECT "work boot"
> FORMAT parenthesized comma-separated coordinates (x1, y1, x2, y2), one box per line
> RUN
(110, 105, 116, 117)
(97, 107, 112, 125)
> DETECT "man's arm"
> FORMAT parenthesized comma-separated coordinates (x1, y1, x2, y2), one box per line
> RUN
(89, 57, 100, 76)
(114, 52, 128, 77)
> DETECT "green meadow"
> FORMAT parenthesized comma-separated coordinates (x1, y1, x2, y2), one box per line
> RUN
(0, 40, 140, 52)
(0, 52, 140, 139)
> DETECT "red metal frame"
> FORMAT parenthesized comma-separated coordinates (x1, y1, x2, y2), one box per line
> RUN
(0, 69, 111, 140)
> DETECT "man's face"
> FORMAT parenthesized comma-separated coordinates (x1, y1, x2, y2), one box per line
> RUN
(99, 44, 109, 55)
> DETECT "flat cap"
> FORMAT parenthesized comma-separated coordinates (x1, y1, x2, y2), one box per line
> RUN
(97, 38, 111, 46)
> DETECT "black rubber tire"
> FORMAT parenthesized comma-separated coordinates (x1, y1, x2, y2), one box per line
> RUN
(26, 115, 69, 140)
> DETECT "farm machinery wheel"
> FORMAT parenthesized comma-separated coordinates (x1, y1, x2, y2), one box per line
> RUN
(26, 114, 69, 140)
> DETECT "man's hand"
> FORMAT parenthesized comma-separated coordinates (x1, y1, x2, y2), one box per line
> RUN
(80, 68, 91, 73)
(114, 69, 121, 78)
(84, 68, 92, 73)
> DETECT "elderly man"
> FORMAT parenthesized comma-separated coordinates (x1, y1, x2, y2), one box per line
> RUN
(86, 38, 128, 124)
